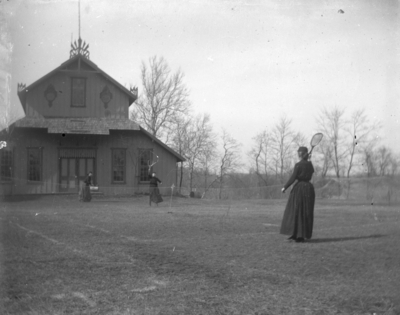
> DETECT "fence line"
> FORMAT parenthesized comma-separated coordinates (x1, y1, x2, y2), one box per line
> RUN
(180, 176, 400, 204)
(1, 176, 399, 204)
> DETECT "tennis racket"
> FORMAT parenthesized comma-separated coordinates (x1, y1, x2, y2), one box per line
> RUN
(0, 141, 7, 149)
(140, 150, 159, 171)
(149, 152, 159, 169)
(308, 133, 323, 159)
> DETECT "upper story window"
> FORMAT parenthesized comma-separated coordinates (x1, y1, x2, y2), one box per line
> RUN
(71, 77, 86, 107)
(0, 150, 13, 182)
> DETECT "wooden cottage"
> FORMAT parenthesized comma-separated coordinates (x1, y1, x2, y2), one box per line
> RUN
(0, 38, 184, 196)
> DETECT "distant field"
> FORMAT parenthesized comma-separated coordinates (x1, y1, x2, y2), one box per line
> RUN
(1, 195, 399, 315)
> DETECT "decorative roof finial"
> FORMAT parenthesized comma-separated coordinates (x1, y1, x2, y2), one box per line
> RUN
(70, 38, 90, 59)
(130, 86, 138, 98)
(18, 83, 26, 93)
(70, 0, 90, 59)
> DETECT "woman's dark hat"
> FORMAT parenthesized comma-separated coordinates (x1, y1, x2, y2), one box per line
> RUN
(297, 146, 308, 153)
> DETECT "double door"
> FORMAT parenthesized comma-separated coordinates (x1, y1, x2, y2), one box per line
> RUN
(60, 158, 95, 192)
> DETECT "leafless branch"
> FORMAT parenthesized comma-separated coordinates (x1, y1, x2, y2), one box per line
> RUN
(133, 56, 191, 141)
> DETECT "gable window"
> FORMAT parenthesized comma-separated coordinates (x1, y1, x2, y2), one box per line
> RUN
(112, 149, 126, 184)
(71, 77, 86, 107)
(0, 150, 13, 182)
(27, 148, 42, 182)
(139, 149, 152, 182)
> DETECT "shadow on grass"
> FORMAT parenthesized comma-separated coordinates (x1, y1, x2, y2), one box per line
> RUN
(308, 234, 386, 243)
(1, 195, 44, 203)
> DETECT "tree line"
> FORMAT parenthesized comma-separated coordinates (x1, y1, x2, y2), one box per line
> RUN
(130, 56, 399, 195)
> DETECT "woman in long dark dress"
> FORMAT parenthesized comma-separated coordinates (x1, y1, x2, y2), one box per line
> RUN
(149, 172, 163, 206)
(280, 147, 315, 242)
(79, 172, 93, 202)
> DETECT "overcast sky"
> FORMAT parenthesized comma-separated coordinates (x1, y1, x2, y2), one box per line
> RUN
(2, 0, 400, 162)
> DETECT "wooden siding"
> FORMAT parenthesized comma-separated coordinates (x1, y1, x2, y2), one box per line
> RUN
(1, 128, 179, 196)
(25, 70, 129, 119)
(2, 129, 60, 195)
(96, 130, 178, 195)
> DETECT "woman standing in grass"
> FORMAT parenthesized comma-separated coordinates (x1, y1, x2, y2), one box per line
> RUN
(280, 147, 315, 242)
(79, 172, 93, 202)
(148, 172, 163, 206)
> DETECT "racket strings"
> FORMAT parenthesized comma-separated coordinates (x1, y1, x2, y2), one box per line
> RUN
(310, 133, 323, 147)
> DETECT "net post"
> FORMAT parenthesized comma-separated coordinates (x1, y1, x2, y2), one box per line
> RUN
(170, 183, 175, 208)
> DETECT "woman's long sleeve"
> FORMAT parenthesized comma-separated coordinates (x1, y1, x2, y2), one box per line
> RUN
(284, 164, 299, 190)
(84, 176, 92, 186)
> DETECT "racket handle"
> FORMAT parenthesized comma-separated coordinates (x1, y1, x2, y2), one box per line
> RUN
(308, 147, 314, 160)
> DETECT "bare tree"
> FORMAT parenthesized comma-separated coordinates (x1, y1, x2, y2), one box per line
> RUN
(315, 138, 332, 178)
(183, 113, 216, 192)
(361, 141, 378, 177)
(376, 146, 392, 176)
(316, 106, 346, 178)
(131, 56, 191, 141)
(218, 129, 242, 199)
(271, 116, 296, 181)
(248, 130, 272, 186)
(199, 138, 218, 193)
(171, 115, 191, 192)
(388, 154, 400, 177)
(345, 108, 380, 177)
(292, 132, 308, 148)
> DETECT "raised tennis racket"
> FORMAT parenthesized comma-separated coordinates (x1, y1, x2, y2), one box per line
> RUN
(140, 150, 159, 171)
(149, 152, 159, 169)
(308, 133, 323, 159)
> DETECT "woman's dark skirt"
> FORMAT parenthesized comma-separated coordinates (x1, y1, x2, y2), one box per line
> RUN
(149, 187, 163, 204)
(79, 186, 92, 202)
(280, 181, 315, 239)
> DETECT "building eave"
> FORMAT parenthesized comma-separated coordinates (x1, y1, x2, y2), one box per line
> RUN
(11, 117, 183, 162)
(14, 117, 140, 135)
(139, 127, 185, 162)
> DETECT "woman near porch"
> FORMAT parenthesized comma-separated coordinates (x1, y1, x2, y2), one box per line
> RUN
(79, 171, 93, 202)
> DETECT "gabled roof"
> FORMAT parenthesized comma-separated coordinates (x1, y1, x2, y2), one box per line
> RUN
(17, 55, 138, 111)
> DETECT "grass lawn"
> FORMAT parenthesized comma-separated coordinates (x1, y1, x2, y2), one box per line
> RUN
(1, 195, 399, 315)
